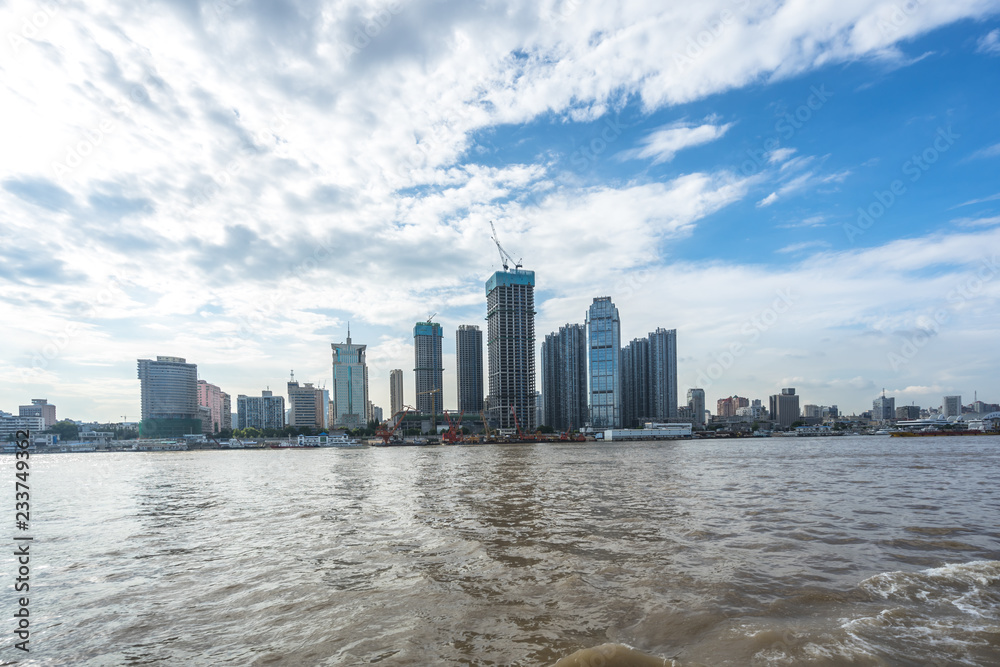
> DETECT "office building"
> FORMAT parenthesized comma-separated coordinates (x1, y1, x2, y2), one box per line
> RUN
(237, 390, 285, 430)
(222, 393, 232, 433)
(943, 395, 962, 417)
(687, 388, 706, 427)
(769, 388, 801, 427)
(0, 412, 45, 439)
(414, 320, 444, 416)
(287, 378, 324, 430)
(486, 268, 536, 431)
(137, 356, 201, 437)
(873, 392, 895, 422)
(802, 404, 822, 419)
(586, 297, 621, 429)
(332, 327, 369, 428)
(456, 325, 484, 414)
(389, 369, 404, 419)
(18, 399, 56, 428)
(621, 338, 651, 428)
(896, 405, 921, 420)
(541, 323, 587, 432)
(649, 328, 678, 421)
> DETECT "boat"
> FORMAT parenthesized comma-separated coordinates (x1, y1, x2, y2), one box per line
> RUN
(320, 434, 365, 448)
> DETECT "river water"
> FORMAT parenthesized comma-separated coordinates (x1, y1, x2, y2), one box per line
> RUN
(3, 435, 998, 666)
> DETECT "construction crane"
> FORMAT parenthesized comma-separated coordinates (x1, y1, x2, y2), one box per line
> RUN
(489, 220, 522, 271)
(417, 388, 442, 430)
(441, 411, 464, 444)
(427, 312, 437, 323)
(376, 405, 413, 445)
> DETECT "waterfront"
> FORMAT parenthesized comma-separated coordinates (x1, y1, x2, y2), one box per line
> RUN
(3, 436, 998, 665)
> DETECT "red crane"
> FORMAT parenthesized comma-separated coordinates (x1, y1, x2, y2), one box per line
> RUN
(376, 406, 413, 445)
(441, 411, 465, 444)
(509, 405, 534, 442)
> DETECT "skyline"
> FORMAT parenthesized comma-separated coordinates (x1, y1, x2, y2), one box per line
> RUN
(3, 1, 1000, 422)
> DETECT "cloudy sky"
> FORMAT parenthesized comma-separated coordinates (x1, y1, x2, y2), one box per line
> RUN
(2, 0, 1000, 422)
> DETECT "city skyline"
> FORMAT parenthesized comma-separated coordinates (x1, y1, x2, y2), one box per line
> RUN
(3, 3, 1000, 422)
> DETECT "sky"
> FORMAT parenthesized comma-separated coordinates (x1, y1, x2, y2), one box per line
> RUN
(2, 0, 1000, 423)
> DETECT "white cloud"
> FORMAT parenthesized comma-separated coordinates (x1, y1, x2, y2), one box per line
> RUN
(757, 192, 779, 207)
(976, 28, 1000, 55)
(619, 120, 733, 164)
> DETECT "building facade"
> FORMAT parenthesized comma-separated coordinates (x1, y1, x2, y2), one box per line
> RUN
(620, 337, 651, 429)
(389, 369, 404, 419)
(769, 388, 801, 427)
(237, 390, 285, 430)
(456, 325, 484, 414)
(649, 328, 678, 421)
(943, 395, 962, 417)
(687, 388, 706, 427)
(872, 393, 896, 422)
(586, 297, 621, 429)
(287, 379, 324, 430)
(222, 393, 232, 433)
(332, 329, 369, 428)
(18, 399, 56, 428)
(486, 269, 536, 432)
(137, 356, 201, 437)
(541, 323, 587, 432)
(414, 321, 444, 416)
(197, 380, 225, 434)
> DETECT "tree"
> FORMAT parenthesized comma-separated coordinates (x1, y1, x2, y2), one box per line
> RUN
(537, 424, 555, 433)
(47, 420, 79, 441)
(790, 421, 805, 428)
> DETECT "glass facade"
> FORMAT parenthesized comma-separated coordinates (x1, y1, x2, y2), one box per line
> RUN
(586, 297, 621, 429)
(486, 270, 536, 432)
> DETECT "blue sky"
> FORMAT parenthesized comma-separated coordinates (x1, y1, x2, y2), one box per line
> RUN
(2, 0, 999, 421)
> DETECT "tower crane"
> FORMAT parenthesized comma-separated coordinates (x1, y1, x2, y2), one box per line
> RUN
(489, 220, 522, 271)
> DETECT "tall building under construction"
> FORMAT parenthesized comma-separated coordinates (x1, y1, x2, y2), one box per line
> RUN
(486, 269, 536, 432)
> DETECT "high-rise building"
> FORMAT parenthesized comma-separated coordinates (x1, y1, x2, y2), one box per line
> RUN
(137, 356, 201, 437)
(456, 325, 484, 414)
(649, 328, 678, 421)
(769, 388, 801, 427)
(18, 399, 56, 428)
(687, 388, 706, 427)
(541, 323, 587, 431)
(197, 380, 225, 433)
(222, 393, 232, 433)
(287, 378, 324, 430)
(896, 405, 921, 420)
(414, 320, 444, 416)
(943, 395, 962, 417)
(802, 404, 822, 419)
(586, 297, 621, 429)
(237, 390, 285, 430)
(620, 337, 651, 428)
(332, 328, 369, 428)
(389, 369, 404, 419)
(872, 391, 895, 422)
(486, 269, 536, 432)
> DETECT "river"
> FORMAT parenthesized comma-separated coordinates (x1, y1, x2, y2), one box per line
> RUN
(3, 435, 998, 665)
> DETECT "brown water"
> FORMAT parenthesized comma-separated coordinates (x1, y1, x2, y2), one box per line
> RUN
(4, 435, 999, 665)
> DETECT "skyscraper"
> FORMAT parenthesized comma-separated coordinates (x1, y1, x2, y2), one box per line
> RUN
(389, 369, 404, 419)
(586, 297, 621, 429)
(872, 391, 895, 422)
(541, 323, 587, 431)
(620, 337, 651, 428)
(137, 356, 200, 437)
(331, 328, 369, 428)
(687, 388, 706, 427)
(414, 320, 444, 416)
(456, 325, 484, 414)
(486, 268, 536, 432)
(943, 395, 962, 417)
(769, 388, 801, 427)
(649, 328, 678, 421)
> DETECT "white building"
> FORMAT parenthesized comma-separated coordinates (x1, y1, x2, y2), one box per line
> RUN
(332, 327, 369, 428)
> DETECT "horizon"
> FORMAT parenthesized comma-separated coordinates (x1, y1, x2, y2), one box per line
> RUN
(3, 1, 1000, 422)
